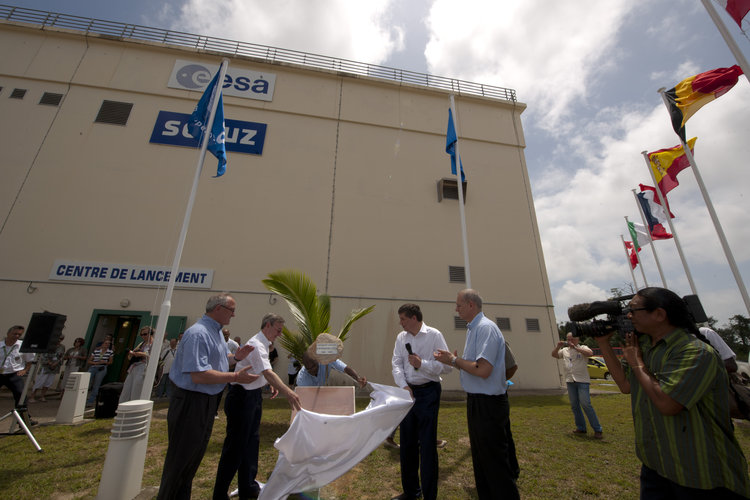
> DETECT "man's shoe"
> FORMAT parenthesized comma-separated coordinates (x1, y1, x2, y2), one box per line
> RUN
(436, 439, 448, 448)
(384, 437, 400, 449)
(391, 494, 421, 500)
(594, 431, 603, 439)
(572, 429, 586, 435)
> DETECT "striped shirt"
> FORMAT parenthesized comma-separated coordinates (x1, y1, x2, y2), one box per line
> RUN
(627, 328, 750, 497)
(90, 347, 113, 365)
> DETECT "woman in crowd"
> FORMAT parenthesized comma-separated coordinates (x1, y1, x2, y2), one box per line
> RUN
(118, 326, 154, 403)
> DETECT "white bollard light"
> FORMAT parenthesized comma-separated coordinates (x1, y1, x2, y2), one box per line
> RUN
(96, 399, 153, 500)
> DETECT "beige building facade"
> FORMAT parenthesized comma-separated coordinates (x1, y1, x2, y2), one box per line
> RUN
(0, 9, 562, 390)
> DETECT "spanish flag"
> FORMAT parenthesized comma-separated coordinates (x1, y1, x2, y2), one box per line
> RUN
(664, 65, 743, 140)
(648, 137, 697, 196)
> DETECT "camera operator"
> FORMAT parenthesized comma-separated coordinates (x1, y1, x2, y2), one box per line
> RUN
(551, 332, 603, 438)
(595, 287, 749, 498)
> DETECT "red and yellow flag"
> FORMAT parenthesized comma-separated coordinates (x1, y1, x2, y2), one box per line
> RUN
(648, 137, 697, 196)
(664, 65, 743, 140)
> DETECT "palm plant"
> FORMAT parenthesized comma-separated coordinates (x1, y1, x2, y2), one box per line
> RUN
(261, 269, 375, 361)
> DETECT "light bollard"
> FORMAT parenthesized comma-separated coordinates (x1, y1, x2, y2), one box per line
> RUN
(96, 400, 153, 500)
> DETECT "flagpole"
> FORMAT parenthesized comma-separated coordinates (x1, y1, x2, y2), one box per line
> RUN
(139, 59, 230, 399)
(625, 216, 649, 287)
(657, 92, 750, 315)
(449, 94, 472, 288)
(640, 150, 698, 296)
(621, 235, 640, 290)
(701, 0, 750, 82)
(631, 189, 668, 287)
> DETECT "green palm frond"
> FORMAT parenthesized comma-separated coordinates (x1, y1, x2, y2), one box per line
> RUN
(337, 305, 376, 342)
(263, 269, 374, 359)
(262, 270, 328, 338)
(278, 325, 310, 361)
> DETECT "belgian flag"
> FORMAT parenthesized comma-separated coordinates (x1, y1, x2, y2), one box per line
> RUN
(664, 65, 743, 141)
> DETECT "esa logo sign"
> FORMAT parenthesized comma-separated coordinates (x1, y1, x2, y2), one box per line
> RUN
(149, 111, 267, 156)
(168, 59, 276, 101)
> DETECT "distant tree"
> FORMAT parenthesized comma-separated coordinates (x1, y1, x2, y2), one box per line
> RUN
(609, 283, 636, 299)
(716, 314, 750, 359)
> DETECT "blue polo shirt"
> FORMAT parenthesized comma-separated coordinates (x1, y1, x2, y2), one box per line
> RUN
(460, 312, 507, 395)
(169, 315, 229, 395)
(295, 359, 347, 387)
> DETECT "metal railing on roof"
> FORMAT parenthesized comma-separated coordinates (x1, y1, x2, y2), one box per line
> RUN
(0, 4, 517, 103)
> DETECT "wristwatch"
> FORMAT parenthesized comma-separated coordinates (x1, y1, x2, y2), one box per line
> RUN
(450, 356, 458, 367)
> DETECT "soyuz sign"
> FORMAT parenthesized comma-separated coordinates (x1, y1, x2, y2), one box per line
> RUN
(168, 59, 276, 101)
(50, 260, 213, 289)
(149, 111, 267, 156)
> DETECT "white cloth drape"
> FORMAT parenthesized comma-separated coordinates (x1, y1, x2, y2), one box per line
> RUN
(257, 383, 413, 500)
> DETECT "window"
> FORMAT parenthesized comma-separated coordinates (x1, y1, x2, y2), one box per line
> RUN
(95, 100, 133, 125)
(10, 88, 27, 99)
(454, 317, 468, 329)
(525, 318, 541, 332)
(448, 266, 466, 283)
(39, 92, 64, 106)
(437, 178, 467, 202)
(496, 317, 511, 331)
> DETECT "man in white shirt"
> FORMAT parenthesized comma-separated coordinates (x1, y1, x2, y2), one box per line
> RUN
(1, 325, 35, 408)
(551, 332, 603, 438)
(391, 304, 451, 500)
(213, 313, 302, 500)
(699, 326, 738, 373)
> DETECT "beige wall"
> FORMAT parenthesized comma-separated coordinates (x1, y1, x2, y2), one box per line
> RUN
(0, 21, 563, 390)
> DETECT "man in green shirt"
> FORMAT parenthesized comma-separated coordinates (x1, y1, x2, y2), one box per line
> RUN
(596, 287, 749, 499)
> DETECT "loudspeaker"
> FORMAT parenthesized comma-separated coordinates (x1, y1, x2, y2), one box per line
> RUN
(683, 295, 708, 324)
(20, 312, 67, 354)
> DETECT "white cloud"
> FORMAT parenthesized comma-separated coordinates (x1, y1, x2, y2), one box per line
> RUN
(424, 0, 641, 130)
(162, 0, 405, 64)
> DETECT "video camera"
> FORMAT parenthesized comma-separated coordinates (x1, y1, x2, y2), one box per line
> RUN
(565, 293, 708, 338)
(566, 295, 634, 338)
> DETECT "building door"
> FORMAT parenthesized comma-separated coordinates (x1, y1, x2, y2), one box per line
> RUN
(86, 312, 149, 384)
(84, 309, 187, 384)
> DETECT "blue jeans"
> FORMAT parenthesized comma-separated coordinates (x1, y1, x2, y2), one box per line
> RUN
(87, 365, 108, 404)
(566, 382, 602, 433)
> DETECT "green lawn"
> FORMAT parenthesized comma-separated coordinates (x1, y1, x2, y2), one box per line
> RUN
(1, 383, 749, 499)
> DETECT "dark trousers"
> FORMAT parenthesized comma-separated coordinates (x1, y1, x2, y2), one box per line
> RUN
(640, 464, 748, 500)
(213, 385, 263, 500)
(157, 386, 222, 500)
(466, 393, 519, 500)
(0, 372, 25, 406)
(400, 381, 441, 500)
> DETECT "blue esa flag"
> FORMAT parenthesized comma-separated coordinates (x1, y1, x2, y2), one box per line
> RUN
(188, 69, 227, 177)
(445, 108, 465, 182)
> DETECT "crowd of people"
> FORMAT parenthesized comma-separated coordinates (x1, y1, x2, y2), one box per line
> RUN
(2, 286, 749, 499)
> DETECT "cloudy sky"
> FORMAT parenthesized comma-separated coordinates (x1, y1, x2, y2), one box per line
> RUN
(20, 0, 750, 326)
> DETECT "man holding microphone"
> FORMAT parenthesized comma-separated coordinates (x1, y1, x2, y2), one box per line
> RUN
(391, 303, 451, 500)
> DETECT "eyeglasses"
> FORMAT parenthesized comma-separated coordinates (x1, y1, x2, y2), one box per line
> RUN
(624, 307, 648, 314)
(220, 304, 236, 313)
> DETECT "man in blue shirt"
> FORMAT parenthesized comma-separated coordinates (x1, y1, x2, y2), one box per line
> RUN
(295, 350, 367, 388)
(435, 289, 519, 500)
(157, 294, 259, 500)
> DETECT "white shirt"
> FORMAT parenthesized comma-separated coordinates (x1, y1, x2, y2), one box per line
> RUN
(700, 327, 736, 361)
(226, 338, 239, 355)
(233, 331, 273, 390)
(559, 345, 590, 383)
(392, 323, 451, 389)
(1, 339, 34, 374)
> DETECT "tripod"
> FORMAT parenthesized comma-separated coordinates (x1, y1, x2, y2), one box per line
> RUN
(0, 361, 43, 452)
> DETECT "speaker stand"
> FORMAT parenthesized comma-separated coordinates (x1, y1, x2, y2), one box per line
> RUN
(0, 362, 43, 451)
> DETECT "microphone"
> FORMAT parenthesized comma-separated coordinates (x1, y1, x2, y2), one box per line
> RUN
(405, 342, 418, 370)
(567, 301, 623, 322)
